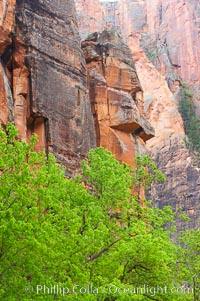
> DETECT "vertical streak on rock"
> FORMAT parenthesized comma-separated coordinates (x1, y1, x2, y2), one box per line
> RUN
(0, 0, 16, 126)
(12, 33, 29, 140)
(0, 59, 13, 125)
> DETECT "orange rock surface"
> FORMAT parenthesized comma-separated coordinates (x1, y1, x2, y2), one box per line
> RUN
(12, 34, 29, 141)
(75, 0, 184, 151)
(82, 31, 154, 167)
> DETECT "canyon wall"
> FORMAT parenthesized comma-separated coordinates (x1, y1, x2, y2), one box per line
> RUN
(76, 0, 200, 110)
(0, 0, 96, 172)
(0, 0, 153, 173)
(75, 0, 200, 230)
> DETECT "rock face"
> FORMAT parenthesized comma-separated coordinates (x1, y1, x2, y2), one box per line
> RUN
(75, 0, 105, 39)
(82, 30, 154, 166)
(0, 0, 96, 172)
(151, 137, 200, 231)
(143, 0, 200, 117)
(112, 0, 200, 114)
(75, 0, 200, 230)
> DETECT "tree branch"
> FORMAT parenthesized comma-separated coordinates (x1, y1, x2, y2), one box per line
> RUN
(85, 238, 121, 263)
(120, 260, 129, 281)
(127, 263, 152, 274)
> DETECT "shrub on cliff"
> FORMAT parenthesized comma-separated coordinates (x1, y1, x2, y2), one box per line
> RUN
(0, 124, 197, 301)
(180, 82, 200, 155)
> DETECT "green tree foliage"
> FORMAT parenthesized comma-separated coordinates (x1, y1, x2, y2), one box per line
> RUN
(180, 82, 200, 154)
(178, 230, 200, 301)
(0, 124, 198, 300)
(132, 154, 166, 192)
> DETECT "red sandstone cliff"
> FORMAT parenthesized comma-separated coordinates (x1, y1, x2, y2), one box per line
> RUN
(75, 0, 200, 113)
(0, 0, 153, 172)
(0, 0, 96, 172)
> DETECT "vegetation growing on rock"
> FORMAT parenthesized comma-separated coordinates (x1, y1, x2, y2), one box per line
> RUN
(180, 82, 200, 158)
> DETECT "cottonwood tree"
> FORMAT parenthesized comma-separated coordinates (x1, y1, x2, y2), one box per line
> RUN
(177, 229, 200, 301)
(0, 124, 196, 301)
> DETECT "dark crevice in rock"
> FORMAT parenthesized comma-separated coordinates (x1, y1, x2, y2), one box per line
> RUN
(1, 43, 14, 65)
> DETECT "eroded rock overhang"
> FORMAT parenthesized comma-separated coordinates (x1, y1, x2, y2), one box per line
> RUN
(82, 30, 154, 166)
